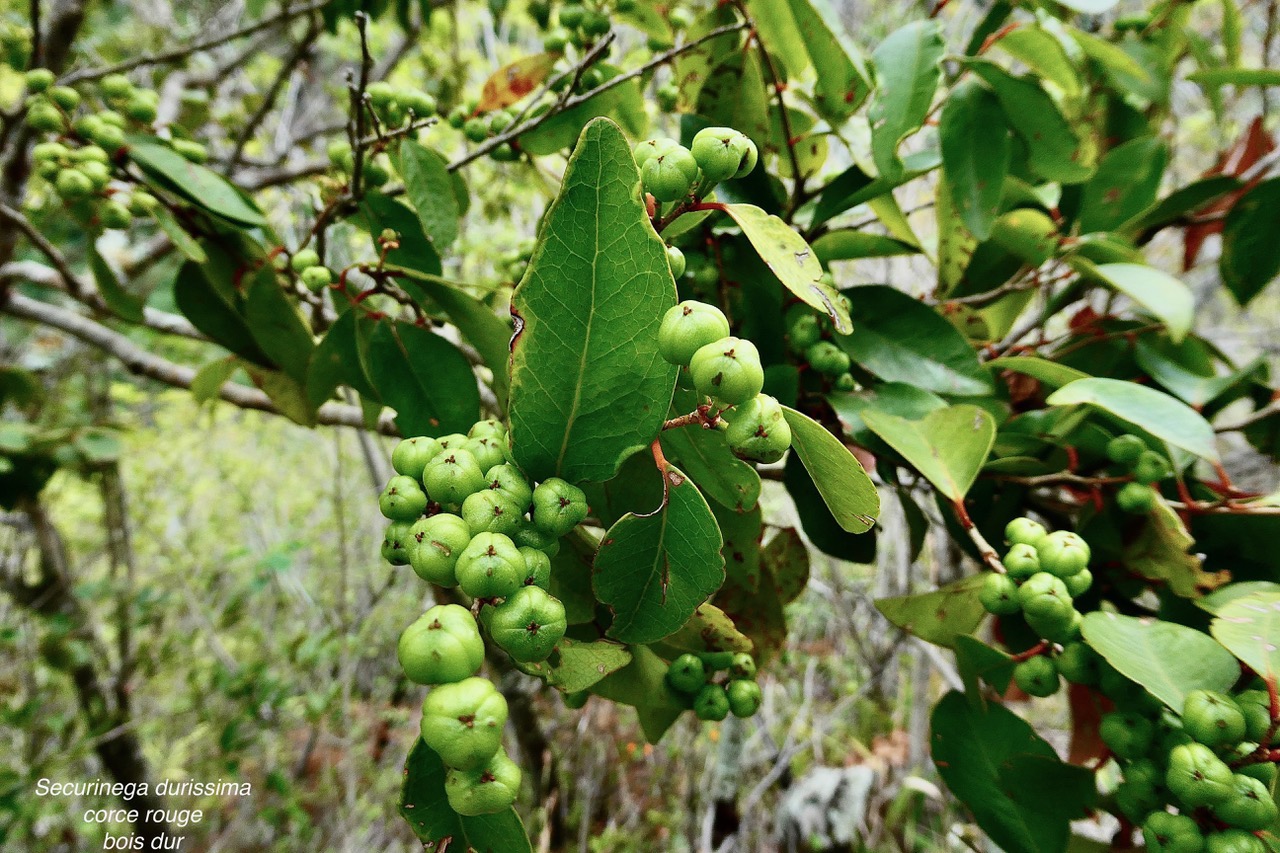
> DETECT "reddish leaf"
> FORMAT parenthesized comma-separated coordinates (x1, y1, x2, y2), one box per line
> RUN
(1183, 116, 1275, 270)
(476, 54, 558, 112)
(1067, 683, 1111, 766)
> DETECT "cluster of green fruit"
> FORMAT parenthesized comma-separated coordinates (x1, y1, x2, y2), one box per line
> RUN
(25, 69, 161, 145)
(1102, 687, 1280, 851)
(325, 141, 392, 188)
(364, 81, 437, 128)
(288, 248, 334, 292)
(445, 103, 521, 161)
(634, 126, 758, 203)
(540, 0, 619, 51)
(664, 651, 763, 721)
(658, 300, 792, 464)
(785, 303, 855, 392)
(1106, 434, 1173, 515)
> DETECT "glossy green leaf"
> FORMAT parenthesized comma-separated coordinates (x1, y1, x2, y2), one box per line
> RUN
(1221, 178, 1280, 306)
(398, 740, 532, 852)
(935, 173, 978, 293)
(1198, 582, 1280, 615)
(1189, 68, 1280, 87)
(1077, 137, 1167, 234)
(593, 462, 725, 645)
(1073, 31, 1162, 104)
(172, 261, 266, 364)
(954, 635, 1015, 695)
(398, 140, 459, 250)
(1134, 341, 1257, 409)
(837, 285, 994, 396)
(516, 637, 632, 692)
(876, 574, 987, 648)
(508, 119, 676, 483)
(965, 60, 1095, 184)
(994, 27, 1081, 102)
(986, 357, 1089, 389)
(660, 426, 760, 513)
(696, 49, 770, 151)
(1211, 592, 1280, 678)
(1082, 612, 1238, 710)
(712, 501, 762, 590)
(1124, 175, 1241, 235)
(763, 527, 809, 604)
(787, 0, 871, 120)
(243, 267, 315, 384)
(939, 80, 1011, 240)
(862, 405, 995, 501)
(932, 691, 1094, 853)
(1046, 378, 1219, 462)
(151, 206, 207, 263)
(811, 230, 918, 263)
(868, 21, 944, 181)
(1080, 262, 1193, 344)
(126, 135, 266, 226)
(357, 194, 442, 277)
(723, 204, 850, 334)
(782, 451, 877, 562)
(244, 366, 317, 427)
(781, 406, 879, 533)
(306, 310, 378, 408)
(367, 320, 479, 437)
(88, 244, 145, 323)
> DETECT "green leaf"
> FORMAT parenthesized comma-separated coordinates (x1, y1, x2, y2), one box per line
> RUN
(1078, 261, 1194, 344)
(954, 635, 1015, 695)
(590, 645, 687, 742)
(357, 194, 442, 277)
(932, 691, 1094, 853)
(780, 406, 879, 533)
(662, 603, 754, 654)
(1124, 175, 1242, 235)
(868, 21, 944, 181)
(243, 267, 315, 384)
(88, 244, 144, 323)
(1221, 177, 1280, 306)
(935, 173, 978, 294)
(659, 426, 760, 513)
(939, 80, 1011, 241)
(836, 285, 994, 395)
(712, 501, 763, 590)
(306, 310, 378, 408)
(1189, 68, 1280, 87)
(1046, 378, 1219, 462)
(861, 405, 996, 501)
(811, 230, 918, 263)
(509, 119, 677, 483)
(549, 529, 600, 625)
(1082, 612, 1239, 710)
(786, 0, 871, 121)
(763, 527, 809, 604)
(519, 69, 648, 156)
(592, 462, 725, 645)
(398, 140, 459, 250)
(1077, 137, 1168, 234)
(809, 152, 940, 227)
(244, 367, 317, 427)
(696, 49, 770, 150)
(191, 358, 239, 404)
(1211, 592, 1280, 678)
(367, 320, 479, 437)
(1134, 341, 1257, 409)
(151, 206, 207, 263)
(74, 427, 122, 464)
(993, 27, 1081, 102)
(964, 60, 1095, 184)
(398, 740, 532, 852)
(985, 356, 1089, 389)
(1198, 582, 1280, 614)
(172, 261, 266, 364)
(126, 135, 266, 226)
(722, 203, 850, 334)
(1122, 497, 1228, 598)
(715, 563, 789, 665)
(516, 637, 632, 692)
(876, 574, 988, 648)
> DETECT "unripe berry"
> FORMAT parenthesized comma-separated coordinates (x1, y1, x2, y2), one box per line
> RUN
(98, 200, 132, 229)
(26, 102, 63, 132)
(666, 245, 686, 279)
(1204, 829, 1266, 853)
(729, 652, 756, 679)
(979, 572, 1020, 615)
(54, 168, 94, 199)
(1166, 742, 1234, 808)
(1233, 690, 1272, 745)
(456, 532, 525, 599)
(726, 679, 762, 717)
(393, 435, 444, 480)
(689, 337, 764, 405)
(668, 6, 694, 30)
(87, 119, 125, 151)
(1100, 710, 1155, 760)
(658, 300, 731, 366)
(100, 74, 133, 99)
(421, 676, 509, 769)
(123, 93, 158, 123)
(693, 683, 730, 721)
(408, 513, 472, 586)
(518, 546, 551, 589)
(724, 394, 791, 464)
(1213, 773, 1278, 831)
(1107, 434, 1146, 465)
(444, 750, 521, 816)
(1036, 531, 1090, 578)
(79, 160, 111, 191)
(461, 490, 524, 538)
(1134, 450, 1173, 484)
(171, 139, 207, 164)
(1183, 690, 1247, 749)
(398, 605, 485, 685)
(787, 314, 821, 353)
(382, 520, 414, 565)
(1013, 655, 1059, 697)
(690, 127, 754, 184)
(1117, 482, 1156, 514)
(291, 248, 321, 274)
(531, 477, 588, 537)
(805, 340, 851, 377)
(300, 266, 332, 291)
(1143, 811, 1203, 853)
(380, 474, 428, 520)
(484, 463, 533, 511)
(469, 419, 507, 440)
(581, 10, 610, 36)
(1055, 642, 1100, 685)
(558, 2, 586, 27)
(366, 81, 396, 109)
(463, 117, 488, 143)
(48, 85, 79, 110)
(640, 144, 698, 202)
(1003, 543, 1041, 580)
(24, 68, 54, 93)
(487, 585, 567, 662)
(462, 436, 507, 473)
(666, 654, 706, 693)
(423, 449, 488, 506)
(543, 28, 570, 52)
(1005, 517, 1048, 548)
(400, 89, 436, 118)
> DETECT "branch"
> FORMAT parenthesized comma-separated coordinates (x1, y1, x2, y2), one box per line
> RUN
(1215, 397, 1280, 433)
(226, 18, 322, 172)
(0, 292, 396, 435)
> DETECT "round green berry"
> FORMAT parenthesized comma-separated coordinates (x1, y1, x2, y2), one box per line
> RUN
(1234, 690, 1272, 745)
(1036, 531, 1090, 578)
(1166, 742, 1235, 808)
(408, 513, 472, 586)
(1213, 773, 1278, 831)
(1107, 434, 1147, 465)
(380, 474, 428, 520)
(804, 341, 851, 377)
(462, 490, 524, 538)
(291, 248, 321, 273)
(693, 683, 730, 721)
(729, 652, 756, 680)
(98, 200, 132, 229)
(456, 532, 525, 599)
(100, 73, 133, 99)
(444, 750, 521, 816)
(666, 245, 686, 279)
(300, 266, 332, 291)
(423, 449, 488, 507)
(25, 68, 54, 93)
(1101, 710, 1156, 760)
(1013, 655, 1059, 698)
(658, 300, 731, 366)
(518, 546, 551, 589)
(463, 435, 508, 473)
(1134, 450, 1173, 485)
(531, 477, 588, 537)
(726, 679, 762, 718)
(484, 464, 533, 511)
(1183, 690, 1247, 749)
(666, 654, 707, 694)
(1064, 568, 1093, 598)
(640, 144, 698, 202)
(690, 126, 753, 184)
(421, 676, 508, 770)
(393, 436, 443, 480)
(1003, 543, 1041, 580)
(689, 337, 764, 406)
(486, 585, 566, 663)
(979, 572, 1021, 615)
(633, 137, 679, 171)
(1117, 482, 1157, 514)
(171, 139, 207, 164)
(724, 394, 791, 464)
(1005, 517, 1048, 547)
(382, 520, 414, 565)
(26, 101, 64, 132)
(54, 168, 94, 199)
(398, 605, 485, 685)
(1055, 642, 1100, 685)
(1143, 811, 1204, 853)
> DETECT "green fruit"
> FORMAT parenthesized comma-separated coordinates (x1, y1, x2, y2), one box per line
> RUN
(513, 522, 560, 556)
(487, 585, 566, 662)
(730, 652, 756, 680)
(97, 110, 126, 129)
(1003, 543, 1041, 580)
(446, 106, 468, 129)
(666, 654, 707, 693)
(1183, 690, 1247, 749)
(26, 101, 63, 132)
(733, 137, 758, 178)
(979, 572, 1021, 615)
(834, 373, 856, 392)
(487, 110, 514, 135)
(408, 513, 472, 586)
(87, 121, 125, 150)
(366, 81, 396, 108)
(100, 73, 133, 99)
(1143, 811, 1204, 853)
(32, 141, 68, 162)
(1017, 572, 1072, 622)
(1115, 776, 1162, 823)
(300, 266, 332, 290)
(444, 750, 521, 816)
(543, 28, 570, 52)
(171, 139, 207, 164)
(98, 200, 132, 229)
(531, 478, 588, 537)
(724, 394, 791, 464)
(558, 2, 586, 27)
(1107, 434, 1147, 465)
(658, 300, 731, 366)
(633, 137, 679, 171)
(1026, 606, 1081, 644)
(392, 436, 443, 480)
(483, 464, 532, 511)
(398, 605, 485, 685)
(463, 436, 507, 473)
(726, 679, 763, 718)
(1036, 531, 1091, 578)
(461, 489, 524, 538)
(54, 168, 94, 199)
(327, 140, 354, 171)
(421, 677, 508, 770)
(640, 144, 698, 202)
(456, 532, 525, 599)
(693, 683, 730, 721)
(1213, 773, 1278, 831)
(787, 314, 821, 353)
(666, 245, 686, 278)
(1101, 711, 1156, 760)
(804, 341, 851, 377)
(463, 117, 488, 142)
(1134, 450, 1173, 485)
(362, 159, 390, 186)
(518, 546, 551, 589)
(400, 89, 436, 117)
(127, 190, 157, 215)
(1055, 642, 1100, 685)
(1117, 482, 1157, 514)
(668, 6, 694, 29)
(79, 160, 111, 190)
(1013, 656, 1059, 697)
(291, 248, 321, 273)
(655, 82, 678, 112)
(382, 520, 414, 565)
(1204, 829, 1266, 853)
(469, 419, 507, 440)
(1064, 568, 1093, 598)
(48, 85, 79, 110)
(423, 449, 487, 507)
(1166, 742, 1235, 808)
(581, 10, 610, 36)
(380, 474, 428, 520)
(25, 68, 54, 93)
(1235, 690, 1272, 744)
(1005, 517, 1048, 547)
(690, 127, 753, 184)
(991, 208, 1058, 266)
(689, 337, 764, 405)
(122, 94, 158, 123)
(436, 433, 469, 450)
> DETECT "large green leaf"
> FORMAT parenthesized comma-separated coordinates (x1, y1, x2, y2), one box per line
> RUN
(589, 644, 687, 743)
(88, 244, 145, 323)
(811, 230, 918, 263)
(1077, 261, 1194, 344)
(1221, 178, 1280, 306)
(876, 574, 987, 648)
(1081, 612, 1238, 710)
(1123, 499, 1228, 598)
(515, 637, 632, 692)
(1046, 378, 1219, 462)
(367, 320, 480, 437)
(985, 357, 1089, 389)
(786, 0, 871, 121)
(659, 426, 760, 513)
(965, 60, 1095, 184)
(172, 261, 268, 365)
(1210, 591, 1280, 678)
(592, 462, 724, 645)
(722, 204, 850, 334)
(868, 21, 944, 181)
(508, 119, 676, 483)
(932, 691, 1095, 853)
(1077, 137, 1168, 234)
(1124, 175, 1242, 235)
(862, 405, 995, 501)
(306, 309, 378, 407)
(398, 740, 532, 852)
(939, 79, 1011, 241)
(398, 140, 459, 250)
(243, 267, 315, 384)
(837, 285, 994, 396)
(126, 135, 267, 226)
(994, 27, 1081, 102)
(781, 407, 879, 533)
(357, 194, 443, 277)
